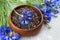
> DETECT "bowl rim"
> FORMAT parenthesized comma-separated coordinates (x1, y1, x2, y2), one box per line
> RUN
(8, 4, 43, 31)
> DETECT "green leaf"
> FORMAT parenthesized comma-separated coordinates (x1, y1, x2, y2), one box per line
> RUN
(26, 0, 43, 5)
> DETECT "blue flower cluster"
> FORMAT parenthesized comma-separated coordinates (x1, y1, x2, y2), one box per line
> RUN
(33, 0, 60, 23)
(18, 8, 32, 25)
(0, 25, 20, 40)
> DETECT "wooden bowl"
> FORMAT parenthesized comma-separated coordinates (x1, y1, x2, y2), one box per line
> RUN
(8, 5, 43, 36)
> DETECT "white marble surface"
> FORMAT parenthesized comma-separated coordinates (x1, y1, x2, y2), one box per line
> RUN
(20, 11, 60, 40)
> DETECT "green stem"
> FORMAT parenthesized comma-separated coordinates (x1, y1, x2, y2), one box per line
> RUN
(14, 10, 23, 17)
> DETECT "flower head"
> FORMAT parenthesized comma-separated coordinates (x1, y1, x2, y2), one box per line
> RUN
(18, 8, 33, 25)
(0, 25, 20, 40)
(33, 0, 59, 23)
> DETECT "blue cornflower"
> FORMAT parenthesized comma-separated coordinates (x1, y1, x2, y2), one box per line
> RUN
(0, 25, 20, 40)
(18, 9, 32, 25)
(33, 0, 59, 23)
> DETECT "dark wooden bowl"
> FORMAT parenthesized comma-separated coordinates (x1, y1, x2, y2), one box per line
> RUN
(8, 5, 43, 36)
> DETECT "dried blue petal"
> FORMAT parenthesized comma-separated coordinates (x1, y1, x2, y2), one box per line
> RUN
(0, 26, 2, 30)
(0, 26, 10, 33)
(42, 4, 47, 13)
(6, 27, 11, 33)
(22, 9, 27, 14)
(0, 34, 5, 40)
(52, 10, 59, 14)
(1, 35, 6, 40)
(12, 33, 20, 40)
(18, 17, 23, 22)
(0, 26, 11, 34)
(0, 31, 2, 33)
(47, 14, 52, 21)
(49, 0, 59, 7)
(24, 20, 29, 25)
(47, 17, 51, 21)
(8, 37, 12, 40)
(27, 13, 32, 16)
(3, 36, 9, 40)
(41, 11, 47, 15)
(27, 10, 32, 14)
(27, 17, 32, 20)
(46, 7, 52, 13)
(1, 26, 7, 32)
(21, 20, 25, 25)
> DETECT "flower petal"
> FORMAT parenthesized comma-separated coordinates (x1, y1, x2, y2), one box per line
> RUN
(27, 13, 32, 16)
(28, 17, 32, 20)
(21, 20, 25, 25)
(52, 10, 59, 14)
(24, 20, 29, 25)
(18, 17, 23, 22)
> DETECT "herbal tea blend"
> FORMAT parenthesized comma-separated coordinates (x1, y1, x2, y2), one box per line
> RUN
(11, 7, 41, 30)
